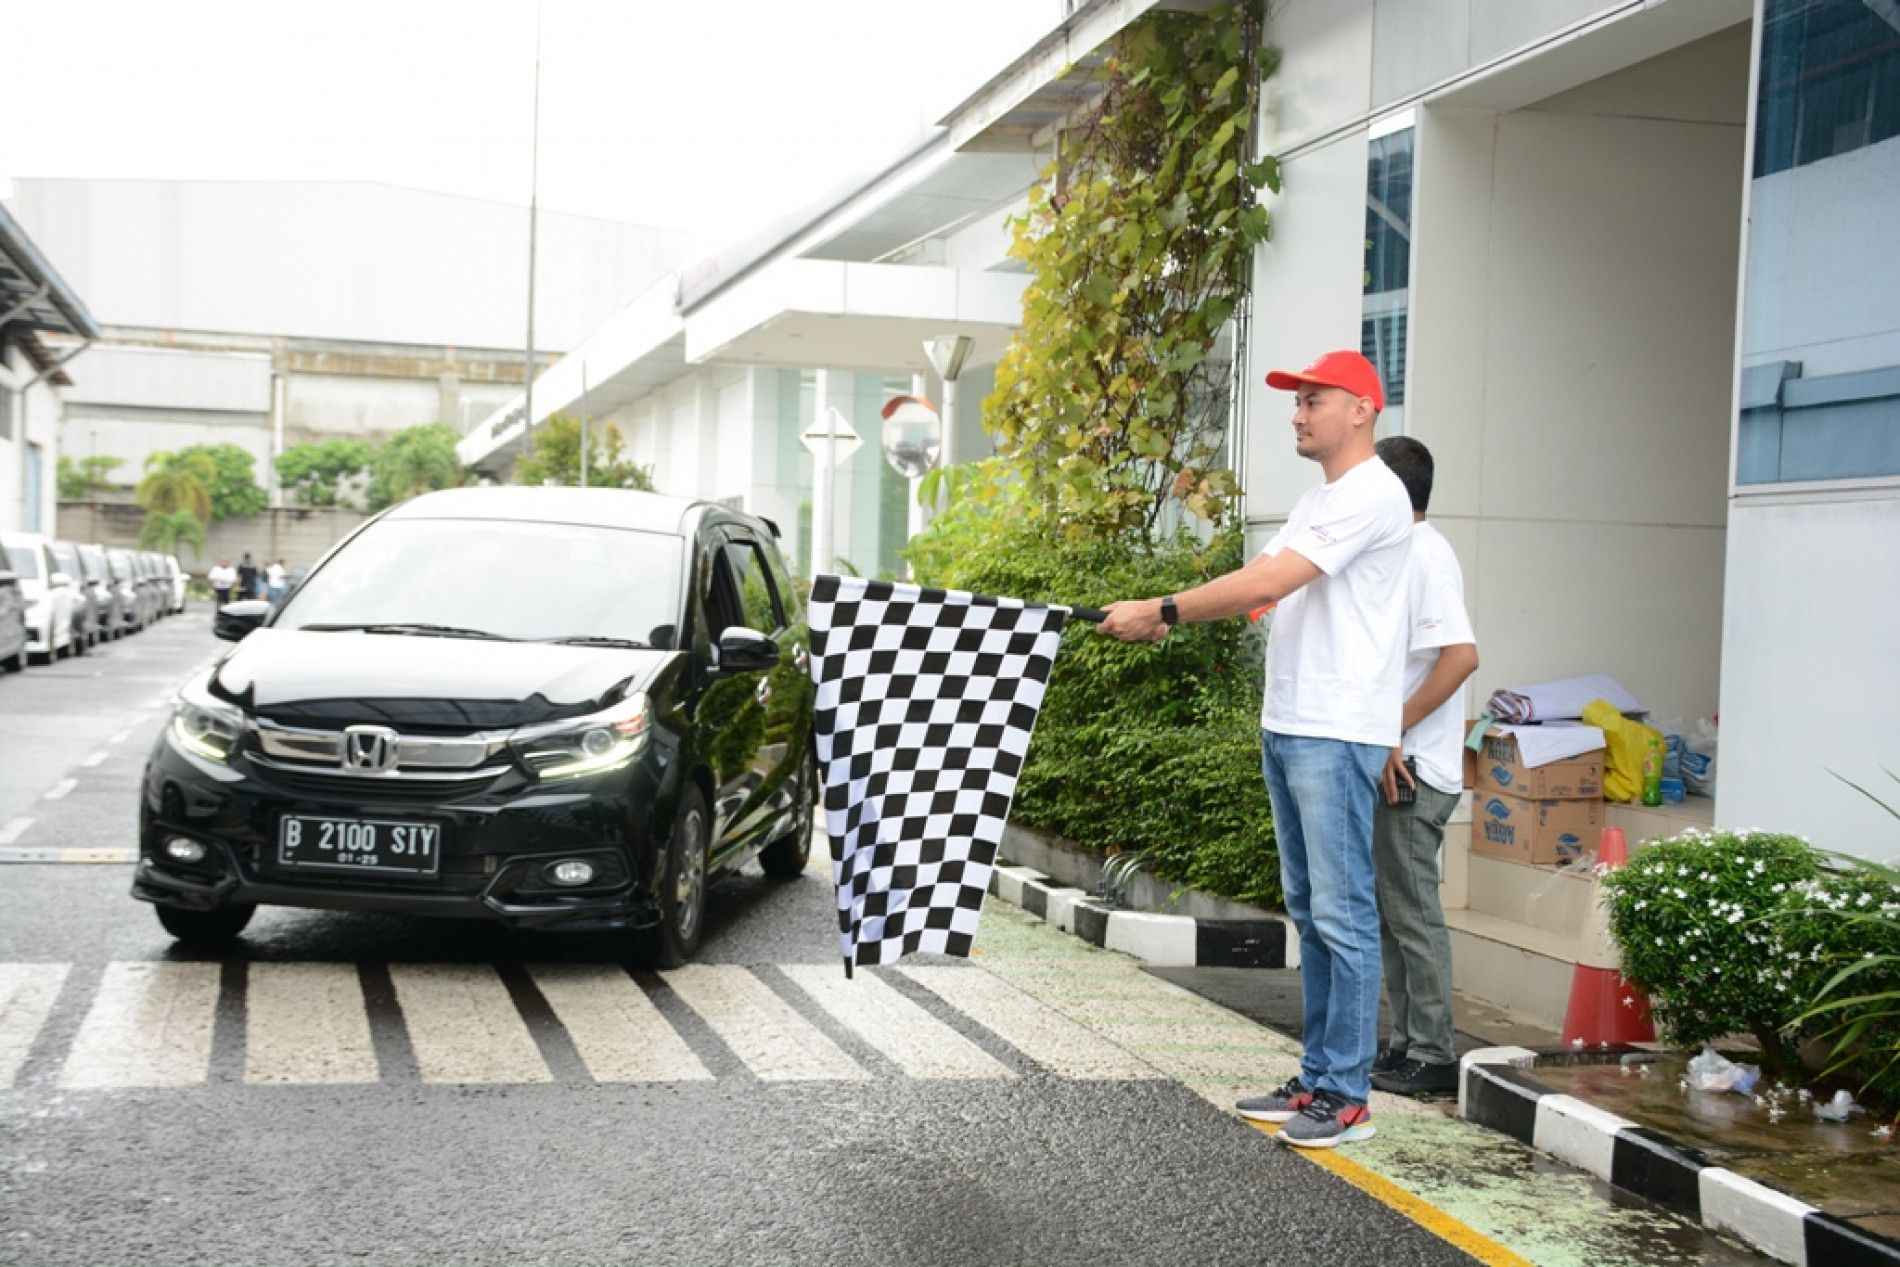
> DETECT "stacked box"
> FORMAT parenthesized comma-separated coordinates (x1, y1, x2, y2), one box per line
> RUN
(1471, 731, 1605, 865)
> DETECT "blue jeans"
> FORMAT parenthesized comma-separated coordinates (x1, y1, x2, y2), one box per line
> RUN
(1262, 729, 1386, 1104)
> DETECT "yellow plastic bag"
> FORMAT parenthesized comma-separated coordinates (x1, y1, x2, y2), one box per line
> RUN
(1581, 698, 1662, 802)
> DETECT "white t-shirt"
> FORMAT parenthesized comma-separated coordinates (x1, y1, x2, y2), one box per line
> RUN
(1257, 456, 1414, 747)
(266, 563, 287, 587)
(208, 565, 237, 590)
(1400, 521, 1477, 795)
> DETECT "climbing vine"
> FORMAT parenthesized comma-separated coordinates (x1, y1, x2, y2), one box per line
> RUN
(975, 1, 1278, 540)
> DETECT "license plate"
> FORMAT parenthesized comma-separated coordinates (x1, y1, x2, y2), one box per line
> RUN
(277, 815, 443, 877)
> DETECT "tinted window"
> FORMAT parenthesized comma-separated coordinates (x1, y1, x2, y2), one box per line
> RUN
(278, 517, 684, 645)
(78, 547, 106, 582)
(50, 543, 80, 577)
(724, 538, 784, 633)
(4, 545, 39, 579)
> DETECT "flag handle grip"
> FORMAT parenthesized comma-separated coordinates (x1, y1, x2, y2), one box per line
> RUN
(1065, 605, 1108, 623)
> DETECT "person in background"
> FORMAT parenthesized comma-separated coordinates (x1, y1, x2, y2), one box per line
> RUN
(237, 552, 259, 601)
(266, 558, 288, 606)
(1098, 350, 1413, 1147)
(1368, 435, 1480, 1098)
(208, 558, 237, 613)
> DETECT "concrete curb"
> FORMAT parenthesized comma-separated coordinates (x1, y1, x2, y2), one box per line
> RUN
(1458, 1047, 1900, 1267)
(989, 863, 1296, 969)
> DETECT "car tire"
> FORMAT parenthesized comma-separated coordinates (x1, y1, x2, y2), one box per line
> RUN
(634, 786, 710, 970)
(1, 649, 21, 673)
(758, 751, 817, 879)
(155, 902, 256, 944)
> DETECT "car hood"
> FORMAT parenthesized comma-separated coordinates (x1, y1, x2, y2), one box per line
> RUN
(212, 628, 677, 730)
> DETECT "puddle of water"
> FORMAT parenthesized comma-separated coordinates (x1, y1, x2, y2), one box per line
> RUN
(1536, 1054, 1900, 1222)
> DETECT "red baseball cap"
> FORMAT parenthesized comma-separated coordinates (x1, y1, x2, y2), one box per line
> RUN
(1265, 350, 1385, 412)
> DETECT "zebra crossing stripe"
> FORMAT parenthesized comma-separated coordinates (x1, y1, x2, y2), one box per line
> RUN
(780, 963, 1015, 1080)
(0, 964, 69, 1087)
(660, 964, 867, 1082)
(60, 962, 220, 1089)
(387, 965, 553, 1085)
(527, 965, 712, 1083)
(245, 963, 378, 1085)
(896, 965, 1165, 1081)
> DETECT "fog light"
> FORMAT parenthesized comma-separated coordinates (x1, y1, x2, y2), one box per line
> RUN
(164, 837, 207, 864)
(547, 859, 596, 887)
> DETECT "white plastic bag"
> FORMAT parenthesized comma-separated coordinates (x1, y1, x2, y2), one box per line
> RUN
(1686, 1045, 1759, 1096)
(1682, 718, 1718, 797)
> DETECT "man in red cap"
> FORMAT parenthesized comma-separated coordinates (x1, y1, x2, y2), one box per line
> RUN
(1099, 349, 1413, 1147)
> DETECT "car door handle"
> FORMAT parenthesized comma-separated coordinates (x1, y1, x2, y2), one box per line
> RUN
(755, 679, 773, 706)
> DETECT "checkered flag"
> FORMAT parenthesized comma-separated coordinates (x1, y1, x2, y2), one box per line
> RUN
(806, 575, 1071, 974)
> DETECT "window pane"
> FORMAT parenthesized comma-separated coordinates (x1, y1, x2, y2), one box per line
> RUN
(724, 540, 782, 633)
(1737, 0, 1900, 485)
(1363, 128, 1414, 409)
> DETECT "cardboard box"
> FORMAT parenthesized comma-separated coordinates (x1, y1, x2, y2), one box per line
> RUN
(1476, 733, 1604, 800)
(1472, 792, 1603, 866)
(1463, 719, 1482, 790)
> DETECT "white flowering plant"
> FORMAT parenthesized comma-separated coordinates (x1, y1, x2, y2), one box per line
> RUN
(1782, 770, 1900, 1107)
(1599, 828, 1820, 1078)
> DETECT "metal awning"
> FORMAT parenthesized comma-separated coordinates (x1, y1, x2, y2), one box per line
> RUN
(0, 203, 100, 385)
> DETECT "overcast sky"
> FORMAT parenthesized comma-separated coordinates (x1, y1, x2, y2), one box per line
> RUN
(1, 0, 1058, 251)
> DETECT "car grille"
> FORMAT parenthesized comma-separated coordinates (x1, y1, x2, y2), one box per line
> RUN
(252, 760, 512, 803)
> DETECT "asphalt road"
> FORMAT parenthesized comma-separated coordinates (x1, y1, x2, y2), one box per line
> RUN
(0, 611, 1767, 1267)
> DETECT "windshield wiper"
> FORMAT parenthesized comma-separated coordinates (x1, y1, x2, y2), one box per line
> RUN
(297, 622, 517, 641)
(537, 635, 650, 649)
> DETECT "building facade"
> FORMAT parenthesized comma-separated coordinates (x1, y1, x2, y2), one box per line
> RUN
(5, 179, 688, 540)
(0, 204, 97, 537)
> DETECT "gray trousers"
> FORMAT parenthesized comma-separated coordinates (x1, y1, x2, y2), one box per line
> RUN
(1372, 783, 1461, 1065)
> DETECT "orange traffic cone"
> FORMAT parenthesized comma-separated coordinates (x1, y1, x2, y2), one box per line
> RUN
(1562, 827, 1657, 1045)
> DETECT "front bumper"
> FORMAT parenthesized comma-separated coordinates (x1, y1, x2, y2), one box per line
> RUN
(133, 729, 670, 933)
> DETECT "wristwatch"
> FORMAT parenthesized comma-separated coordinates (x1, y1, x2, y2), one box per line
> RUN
(1159, 595, 1180, 627)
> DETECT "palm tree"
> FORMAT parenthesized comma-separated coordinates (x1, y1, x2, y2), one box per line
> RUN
(137, 450, 216, 524)
(138, 510, 208, 559)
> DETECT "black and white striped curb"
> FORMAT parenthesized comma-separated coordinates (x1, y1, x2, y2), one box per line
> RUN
(988, 863, 1295, 968)
(1460, 1046, 1900, 1267)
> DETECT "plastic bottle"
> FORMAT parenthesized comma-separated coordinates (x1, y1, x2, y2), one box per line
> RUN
(1642, 735, 1663, 807)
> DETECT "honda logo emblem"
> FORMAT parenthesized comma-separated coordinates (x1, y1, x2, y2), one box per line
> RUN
(343, 725, 400, 773)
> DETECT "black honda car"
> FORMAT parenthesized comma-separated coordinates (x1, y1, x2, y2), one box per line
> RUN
(134, 486, 817, 966)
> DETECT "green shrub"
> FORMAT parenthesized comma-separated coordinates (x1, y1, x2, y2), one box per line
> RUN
(1599, 828, 1821, 1076)
(1782, 862, 1900, 1105)
(909, 492, 1278, 907)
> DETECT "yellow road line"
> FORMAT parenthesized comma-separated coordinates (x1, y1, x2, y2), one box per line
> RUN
(1247, 1121, 1535, 1267)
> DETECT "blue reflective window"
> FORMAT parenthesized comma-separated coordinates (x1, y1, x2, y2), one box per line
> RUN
(1737, 0, 1900, 484)
(1362, 128, 1413, 412)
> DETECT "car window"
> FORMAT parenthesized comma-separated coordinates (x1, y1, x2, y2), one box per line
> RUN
(723, 537, 784, 633)
(3, 545, 39, 579)
(277, 516, 684, 645)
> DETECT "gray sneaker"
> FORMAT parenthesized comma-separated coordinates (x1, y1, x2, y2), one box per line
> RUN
(1236, 1075, 1314, 1124)
(1277, 1089, 1377, 1149)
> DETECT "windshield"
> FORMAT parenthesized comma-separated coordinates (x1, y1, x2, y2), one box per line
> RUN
(277, 517, 685, 646)
(4, 546, 39, 579)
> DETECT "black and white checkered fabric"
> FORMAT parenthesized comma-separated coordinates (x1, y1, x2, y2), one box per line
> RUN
(806, 575, 1069, 973)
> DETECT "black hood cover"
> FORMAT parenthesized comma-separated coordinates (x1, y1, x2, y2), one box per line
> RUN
(213, 628, 675, 731)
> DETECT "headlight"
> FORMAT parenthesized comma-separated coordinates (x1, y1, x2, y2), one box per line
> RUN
(169, 673, 245, 763)
(510, 692, 650, 781)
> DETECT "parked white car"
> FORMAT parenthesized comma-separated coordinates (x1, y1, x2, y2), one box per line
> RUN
(0, 533, 81, 662)
(164, 555, 187, 613)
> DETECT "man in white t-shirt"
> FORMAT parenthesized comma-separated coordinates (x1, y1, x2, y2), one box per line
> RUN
(207, 559, 237, 613)
(1099, 350, 1413, 1147)
(1368, 436, 1479, 1099)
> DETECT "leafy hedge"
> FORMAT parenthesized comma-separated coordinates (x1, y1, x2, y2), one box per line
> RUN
(909, 499, 1279, 907)
(1601, 827, 1900, 1104)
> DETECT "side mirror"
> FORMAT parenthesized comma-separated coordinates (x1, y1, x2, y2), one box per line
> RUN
(213, 599, 272, 643)
(49, 571, 74, 588)
(717, 627, 780, 673)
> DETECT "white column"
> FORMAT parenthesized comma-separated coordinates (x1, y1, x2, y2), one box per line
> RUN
(810, 368, 832, 577)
